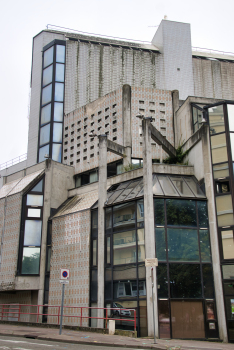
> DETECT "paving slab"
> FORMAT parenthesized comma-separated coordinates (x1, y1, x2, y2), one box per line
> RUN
(0, 324, 232, 350)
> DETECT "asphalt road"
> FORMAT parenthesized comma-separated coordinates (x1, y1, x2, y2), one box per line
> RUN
(0, 335, 141, 350)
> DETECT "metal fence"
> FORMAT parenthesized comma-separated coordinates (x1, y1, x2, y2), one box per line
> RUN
(0, 154, 27, 171)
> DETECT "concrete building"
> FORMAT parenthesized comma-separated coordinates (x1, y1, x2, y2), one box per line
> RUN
(0, 19, 234, 341)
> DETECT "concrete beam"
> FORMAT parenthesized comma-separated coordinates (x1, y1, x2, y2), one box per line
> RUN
(97, 135, 107, 329)
(107, 140, 125, 157)
(122, 85, 132, 165)
(142, 118, 158, 338)
(149, 123, 176, 157)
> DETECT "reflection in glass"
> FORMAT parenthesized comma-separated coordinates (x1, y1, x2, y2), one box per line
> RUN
(44, 46, 54, 68)
(24, 220, 42, 246)
(26, 194, 43, 206)
(137, 229, 145, 262)
(203, 264, 214, 298)
(113, 230, 136, 265)
(41, 104, 51, 125)
(113, 265, 136, 280)
(210, 133, 228, 164)
(53, 123, 63, 142)
(158, 175, 179, 196)
(31, 180, 43, 192)
(139, 300, 148, 337)
(157, 264, 168, 298)
(170, 176, 194, 197)
(216, 195, 234, 227)
(221, 230, 234, 259)
(169, 264, 202, 298)
(158, 300, 170, 338)
(137, 199, 144, 228)
(217, 181, 230, 194)
(90, 171, 98, 183)
(43, 65, 53, 86)
(38, 144, 49, 163)
(154, 198, 165, 226)
(155, 228, 166, 261)
(167, 228, 199, 261)
(92, 210, 98, 237)
(56, 45, 65, 63)
(227, 104, 234, 131)
(107, 237, 110, 264)
(223, 282, 234, 295)
(184, 177, 205, 198)
(229, 133, 234, 161)
(112, 300, 137, 330)
(225, 297, 234, 320)
(126, 179, 144, 200)
(55, 83, 64, 101)
(166, 199, 197, 227)
(113, 202, 135, 232)
(208, 105, 225, 134)
(40, 124, 50, 146)
(105, 207, 112, 234)
(52, 143, 62, 162)
(28, 208, 41, 218)
(213, 163, 229, 179)
(152, 175, 163, 195)
(54, 102, 64, 122)
(222, 265, 234, 279)
(200, 230, 211, 262)
(197, 201, 208, 227)
(113, 280, 140, 299)
(206, 301, 215, 320)
(42, 84, 52, 105)
(21, 247, 40, 274)
(55, 63, 65, 82)
(105, 268, 112, 299)
(114, 180, 140, 203)
(93, 239, 97, 266)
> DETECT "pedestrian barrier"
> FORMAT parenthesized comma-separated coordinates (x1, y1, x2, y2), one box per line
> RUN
(0, 304, 136, 331)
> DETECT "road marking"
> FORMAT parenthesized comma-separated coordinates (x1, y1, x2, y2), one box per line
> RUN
(0, 339, 58, 347)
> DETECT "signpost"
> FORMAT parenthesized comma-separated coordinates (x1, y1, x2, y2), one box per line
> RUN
(59, 268, 70, 335)
(145, 258, 158, 344)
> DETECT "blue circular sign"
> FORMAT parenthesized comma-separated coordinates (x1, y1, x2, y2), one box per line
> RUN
(62, 271, 68, 278)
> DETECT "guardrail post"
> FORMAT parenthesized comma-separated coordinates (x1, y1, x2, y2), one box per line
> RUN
(58, 306, 60, 325)
(134, 310, 136, 331)
(80, 307, 82, 327)
(36, 305, 39, 323)
(105, 308, 108, 329)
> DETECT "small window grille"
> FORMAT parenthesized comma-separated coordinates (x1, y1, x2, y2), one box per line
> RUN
(90, 145, 94, 150)
(105, 115, 109, 120)
(98, 111, 102, 115)
(64, 149, 67, 153)
(90, 154, 94, 158)
(77, 159, 80, 163)
(113, 137, 117, 141)
(65, 134, 68, 138)
(64, 156, 67, 160)
(70, 161, 73, 165)
(77, 136, 80, 140)
(71, 154, 74, 157)
(98, 119, 101, 123)
(83, 156, 87, 160)
(105, 107, 109, 112)
(139, 100, 144, 104)
(71, 139, 74, 142)
(71, 131, 74, 135)
(71, 146, 74, 150)
(77, 151, 80, 155)
(160, 103, 165, 106)
(112, 104, 117, 108)
(71, 123, 74, 127)
(65, 126, 68, 130)
(113, 128, 117, 133)
(113, 120, 117, 124)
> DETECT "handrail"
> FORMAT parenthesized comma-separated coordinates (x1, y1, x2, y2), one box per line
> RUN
(0, 304, 137, 331)
(0, 154, 27, 171)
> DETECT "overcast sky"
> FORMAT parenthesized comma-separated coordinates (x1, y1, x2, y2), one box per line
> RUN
(1, 0, 234, 165)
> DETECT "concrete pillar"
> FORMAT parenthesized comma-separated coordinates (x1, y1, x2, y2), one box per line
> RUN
(38, 159, 53, 321)
(201, 125, 228, 342)
(122, 85, 132, 166)
(97, 135, 107, 328)
(172, 90, 179, 147)
(142, 118, 158, 337)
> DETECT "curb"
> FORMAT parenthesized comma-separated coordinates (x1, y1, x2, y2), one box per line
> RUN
(0, 331, 164, 350)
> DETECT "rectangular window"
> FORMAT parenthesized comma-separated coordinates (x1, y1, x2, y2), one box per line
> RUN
(210, 133, 228, 164)
(167, 228, 199, 262)
(21, 247, 40, 274)
(113, 230, 136, 265)
(216, 195, 234, 227)
(221, 230, 234, 259)
(208, 105, 225, 135)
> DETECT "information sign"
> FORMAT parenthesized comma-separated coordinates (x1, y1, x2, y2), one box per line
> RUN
(145, 258, 158, 267)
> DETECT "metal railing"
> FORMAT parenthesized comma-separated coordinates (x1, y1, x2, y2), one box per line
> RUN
(192, 46, 234, 57)
(0, 304, 137, 331)
(0, 154, 27, 171)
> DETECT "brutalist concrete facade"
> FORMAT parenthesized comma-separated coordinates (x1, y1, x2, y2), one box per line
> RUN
(1, 19, 234, 342)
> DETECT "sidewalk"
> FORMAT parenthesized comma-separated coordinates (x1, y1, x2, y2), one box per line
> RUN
(0, 323, 232, 350)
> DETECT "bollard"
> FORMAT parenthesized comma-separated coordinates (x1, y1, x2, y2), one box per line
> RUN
(109, 320, 115, 335)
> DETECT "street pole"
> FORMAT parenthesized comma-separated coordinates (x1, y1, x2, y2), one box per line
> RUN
(151, 267, 156, 344)
(59, 283, 65, 335)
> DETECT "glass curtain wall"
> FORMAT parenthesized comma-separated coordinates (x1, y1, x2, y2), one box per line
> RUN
(155, 198, 217, 339)
(38, 41, 66, 163)
(18, 178, 44, 275)
(208, 102, 234, 341)
(103, 199, 147, 337)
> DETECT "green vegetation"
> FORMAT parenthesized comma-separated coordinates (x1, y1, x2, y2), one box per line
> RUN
(163, 144, 189, 165)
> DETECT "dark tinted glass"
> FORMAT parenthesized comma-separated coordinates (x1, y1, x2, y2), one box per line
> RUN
(113, 202, 135, 232)
(105, 268, 112, 300)
(154, 198, 165, 226)
(90, 269, 97, 302)
(169, 264, 202, 298)
(91, 210, 98, 237)
(157, 264, 168, 298)
(223, 282, 234, 295)
(167, 228, 199, 262)
(202, 264, 214, 298)
(200, 230, 211, 262)
(197, 201, 208, 227)
(166, 199, 197, 227)
(158, 300, 170, 338)
(155, 228, 166, 261)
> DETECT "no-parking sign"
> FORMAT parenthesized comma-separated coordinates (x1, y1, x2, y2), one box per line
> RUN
(60, 268, 70, 280)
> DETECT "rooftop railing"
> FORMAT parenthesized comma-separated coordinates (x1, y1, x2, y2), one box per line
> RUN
(0, 154, 27, 171)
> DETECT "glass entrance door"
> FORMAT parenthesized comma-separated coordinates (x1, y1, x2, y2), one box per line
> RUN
(171, 301, 205, 338)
